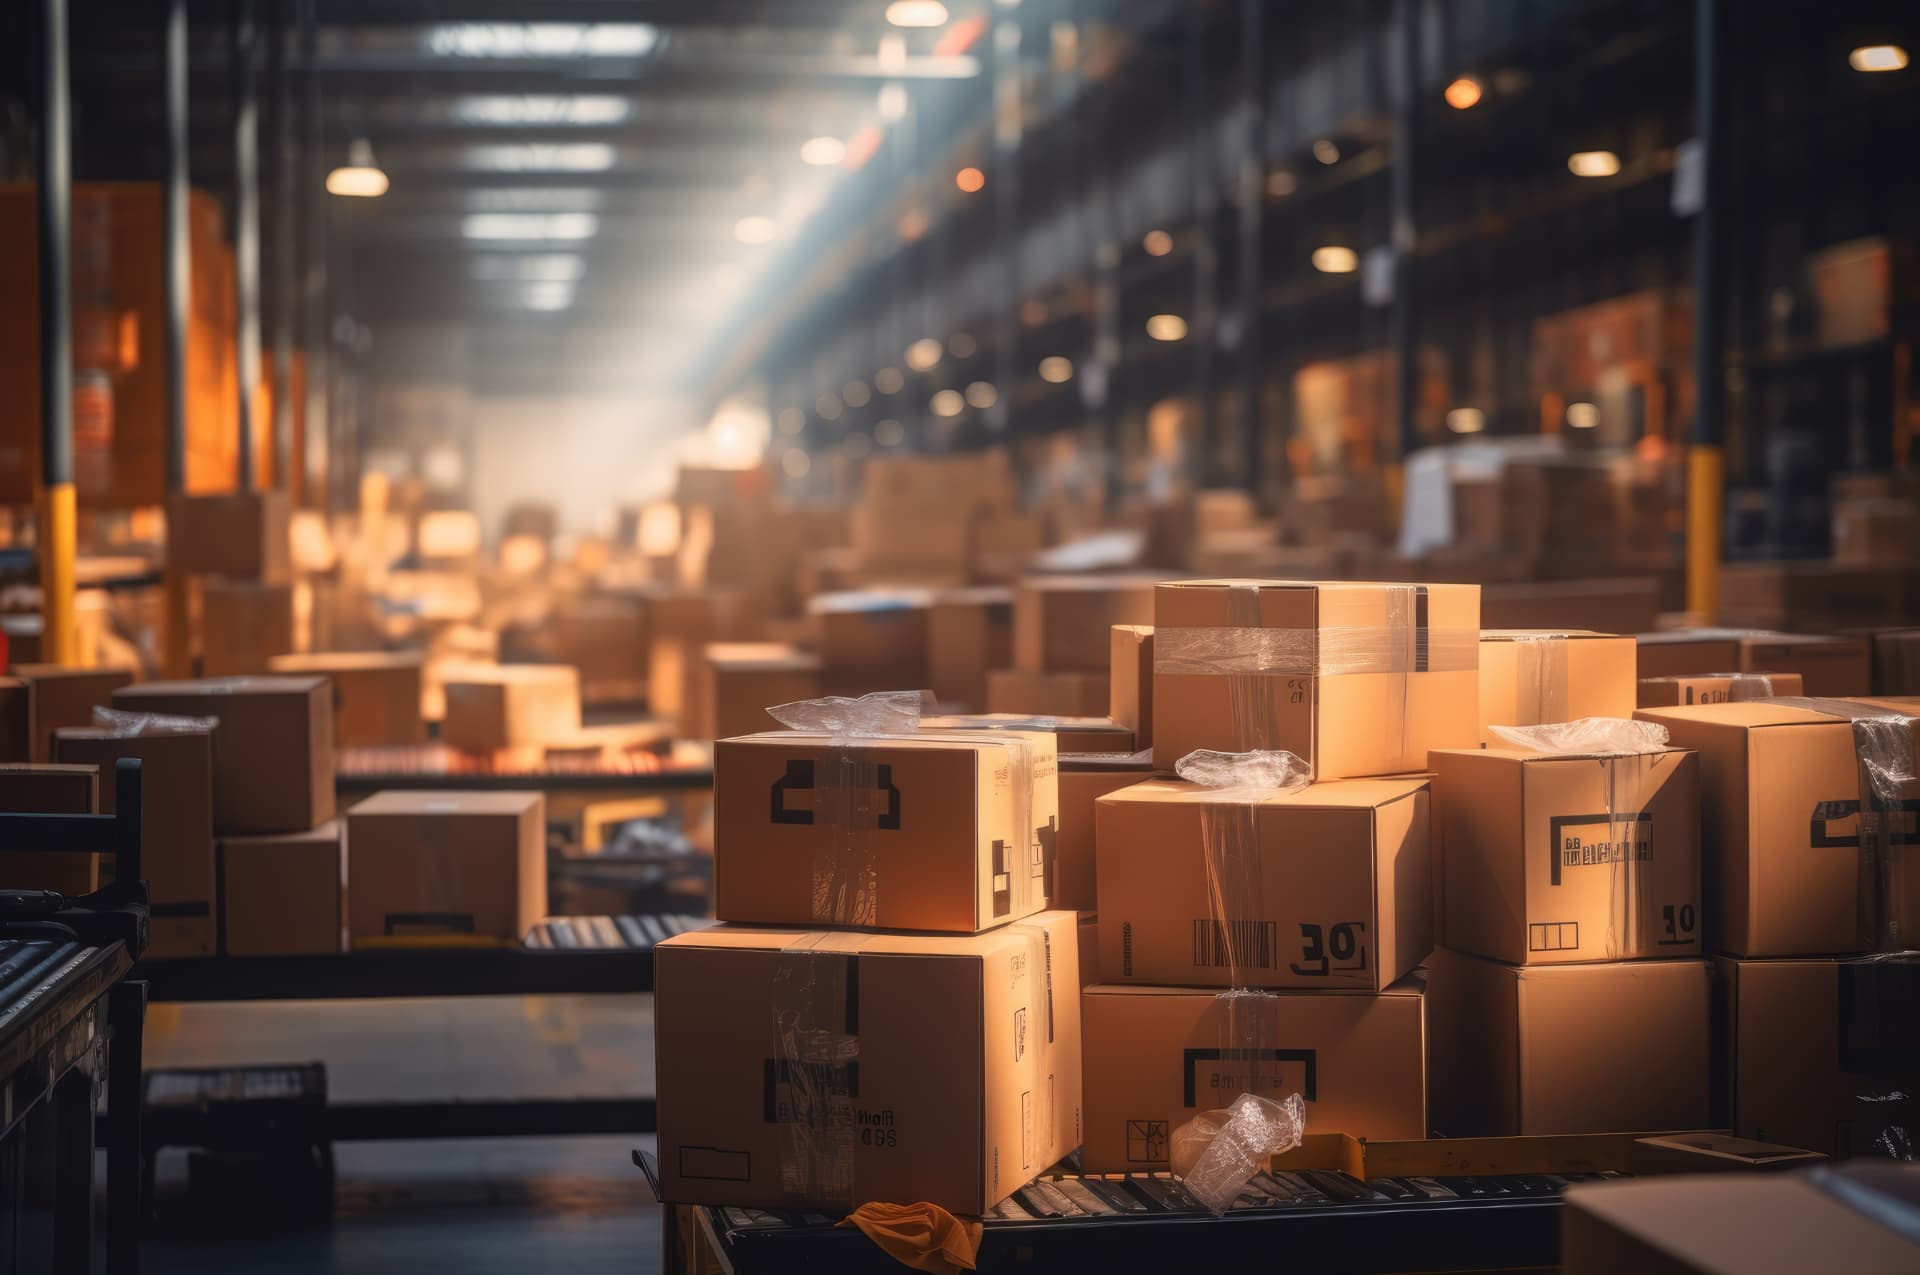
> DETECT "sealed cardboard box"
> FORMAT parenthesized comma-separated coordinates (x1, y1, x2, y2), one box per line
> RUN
(0, 679, 31, 762)
(1479, 578, 1662, 635)
(1080, 979, 1427, 1171)
(55, 724, 216, 958)
(168, 489, 291, 582)
(15, 665, 136, 761)
(1872, 628, 1920, 695)
(201, 580, 295, 675)
(1013, 575, 1157, 673)
(1560, 1172, 1920, 1275)
(1476, 630, 1637, 744)
(1426, 946, 1710, 1136)
(655, 911, 1081, 1213)
(1636, 630, 1871, 697)
(1057, 754, 1154, 912)
(1636, 699, 1920, 956)
(985, 669, 1109, 717)
(268, 651, 426, 747)
(927, 587, 1013, 709)
(1153, 580, 1480, 779)
(221, 819, 345, 956)
(1716, 955, 1920, 1159)
(1637, 672, 1803, 707)
(811, 591, 931, 696)
(442, 665, 582, 752)
(702, 643, 821, 743)
(1627, 1132, 1825, 1175)
(1096, 776, 1431, 990)
(921, 713, 1133, 755)
(0, 763, 98, 893)
(713, 729, 1059, 933)
(113, 677, 335, 835)
(645, 587, 762, 726)
(1108, 624, 1154, 752)
(549, 595, 649, 705)
(1430, 745, 1701, 964)
(346, 791, 545, 945)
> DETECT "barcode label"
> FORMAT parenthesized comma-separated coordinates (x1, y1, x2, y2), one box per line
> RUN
(1190, 919, 1279, 969)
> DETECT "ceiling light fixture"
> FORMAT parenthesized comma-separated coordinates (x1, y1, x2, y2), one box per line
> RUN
(1446, 407, 1487, 434)
(451, 94, 630, 125)
(1038, 356, 1073, 384)
(464, 142, 615, 172)
(1143, 229, 1173, 257)
(1849, 44, 1909, 72)
(930, 389, 966, 417)
(1313, 139, 1341, 165)
(877, 82, 911, 121)
(1567, 149, 1621, 177)
(460, 212, 599, 240)
(325, 138, 388, 197)
(734, 215, 777, 245)
(905, 338, 943, 371)
(1145, 314, 1188, 342)
(964, 381, 998, 409)
(886, 1, 950, 29)
(955, 166, 986, 192)
(874, 367, 906, 394)
(1311, 245, 1359, 273)
(1444, 76, 1483, 110)
(424, 23, 660, 59)
(1565, 402, 1601, 430)
(801, 136, 847, 166)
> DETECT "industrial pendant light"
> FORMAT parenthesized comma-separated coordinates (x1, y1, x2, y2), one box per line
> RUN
(326, 138, 389, 197)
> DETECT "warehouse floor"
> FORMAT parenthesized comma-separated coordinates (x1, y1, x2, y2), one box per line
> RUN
(139, 998, 662, 1274)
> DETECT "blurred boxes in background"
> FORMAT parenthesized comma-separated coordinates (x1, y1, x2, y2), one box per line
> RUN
(347, 791, 546, 946)
(13, 664, 135, 761)
(1480, 578, 1662, 634)
(697, 643, 820, 742)
(1637, 630, 1871, 696)
(986, 668, 1108, 717)
(645, 587, 762, 728)
(1476, 630, 1637, 744)
(1108, 625, 1154, 753)
(927, 587, 1013, 709)
(811, 590, 931, 696)
(168, 490, 291, 583)
(1718, 562, 1918, 632)
(1833, 500, 1918, 565)
(221, 819, 346, 956)
(201, 579, 295, 675)
(1014, 575, 1156, 672)
(442, 665, 582, 752)
(1638, 671, 1804, 706)
(1872, 628, 1920, 693)
(0, 763, 98, 893)
(269, 651, 426, 748)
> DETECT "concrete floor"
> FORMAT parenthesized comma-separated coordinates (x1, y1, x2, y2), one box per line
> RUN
(138, 996, 662, 1274)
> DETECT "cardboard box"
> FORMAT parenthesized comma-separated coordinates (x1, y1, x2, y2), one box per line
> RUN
(221, 819, 345, 956)
(1109, 625, 1154, 752)
(645, 588, 761, 726)
(1078, 911, 1100, 984)
(654, 911, 1081, 1213)
(927, 587, 1013, 710)
(346, 791, 546, 945)
(442, 665, 582, 752)
(550, 595, 649, 705)
(1430, 745, 1701, 964)
(1152, 580, 1480, 778)
(0, 679, 31, 762)
(1872, 628, 1920, 695)
(200, 580, 295, 676)
(1716, 955, 1920, 1159)
(713, 729, 1059, 933)
(1479, 578, 1663, 635)
(1476, 630, 1637, 745)
(0, 763, 98, 893)
(971, 512, 1044, 583)
(703, 644, 821, 743)
(1058, 756, 1155, 912)
(986, 669, 1109, 717)
(1636, 630, 1872, 697)
(113, 677, 335, 835)
(851, 505, 972, 575)
(1638, 672, 1804, 707)
(811, 592, 931, 696)
(1627, 1133, 1825, 1175)
(1719, 561, 1916, 631)
(1014, 575, 1157, 673)
(268, 652, 426, 748)
(54, 724, 216, 958)
(1833, 499, 1919, 565)
(168, 489, 292, 582)
(1561, 1172, 1920, 1275)
(14, 665, 136, 762)
(1425, 946, 1710, 1137)
(920, 714, 1133, 755)
(1636, 699, 1920, 956)
(1080, 979, 1427, 1171)
(1096, 776, 1431, 990)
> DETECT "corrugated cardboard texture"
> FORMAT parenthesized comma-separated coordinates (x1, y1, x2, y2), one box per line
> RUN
(442, 665, 582, 751)
(1096, 776, 1432, 990)
(654, 912, 1082, 1213)
(1152, 580, 1480, 779)
(113, 677, 335, 835)
(1431, 746, 1701, 964)
(1057, 761, 1153, 911)
(1080, 979, 1427, 1171)
(0, 764, 98, 893)
(54, 727, 215, 958)
(713, 731, 1059, 932)
(986, 669, 1109, 717)
(345, 791, 545, 945)
(16, 665, 136, 762)
(269, 652, 426, 747)
(928, 588, 1014, 710)
(1716, 955, 1920, 1159)
(1013, 576, 1157, 673)
(1637, 672, 1804, 707)
(1108, 625, 1154, 752)
(1637, 700, 1920, 956)
(222, 819, 345, 956)
(1476, 631, 1636, 745)
(1426, 947, 1710, 1137)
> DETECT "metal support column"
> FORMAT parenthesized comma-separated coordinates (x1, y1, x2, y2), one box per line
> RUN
(37, 0, 77, 669)
(988, 10, 1022, 439)
(1236, 0, 1268, 495)
(271, 0, 295, 495)
(1688, 0, 1726, 619)
(232, 0, 262, 490)
(163, 0, 193, 677)
(106, 980, 147, 1275)
(1390, 0, 1420, 481)
(298, 0, 325, 509)
(1187, 2, 1218, 488)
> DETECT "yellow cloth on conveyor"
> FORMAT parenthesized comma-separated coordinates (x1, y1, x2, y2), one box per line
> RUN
(836, 1201, 984, 1274)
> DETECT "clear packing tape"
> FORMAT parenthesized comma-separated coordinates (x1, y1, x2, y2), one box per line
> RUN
(1490, 717, 1671, 960)
(90, 705, 218, 737)
(1154, 582, 1478, 764)
(763, 691, 1055, 1210)
(1168, 747, 1312, 1214)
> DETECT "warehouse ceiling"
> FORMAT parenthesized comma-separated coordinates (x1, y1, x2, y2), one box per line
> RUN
(31, 0, 1007, 395)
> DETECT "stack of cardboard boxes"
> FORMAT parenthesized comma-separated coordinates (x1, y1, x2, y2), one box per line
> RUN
(655, 701, 1082, 1215)
(1426, 629, 1713, 1136)
(1080, 580, 1480, 1172)
(991, 575, 1157, 716)
(169, 490, 296, 676)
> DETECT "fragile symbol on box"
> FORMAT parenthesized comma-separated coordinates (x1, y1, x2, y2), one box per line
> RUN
(1126, 1119, 1169, 1163)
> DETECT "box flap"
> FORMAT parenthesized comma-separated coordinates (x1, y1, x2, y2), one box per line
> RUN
(350, 790, 541, 816)
(662, 915, 1073, 959)
(1099, 775, 1427, 809)
(1638, 702, 1854, 730)
(1481, 629, 1618, 641)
